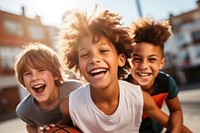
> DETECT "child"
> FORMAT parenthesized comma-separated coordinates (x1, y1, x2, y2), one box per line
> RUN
(125, 17, 191, 132)
(14, 43, 82, 133)
(58, 10, 183, 132)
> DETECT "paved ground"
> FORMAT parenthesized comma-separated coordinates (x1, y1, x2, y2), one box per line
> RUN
(162, 89, 200, 133)
(0, 89, 200, 133)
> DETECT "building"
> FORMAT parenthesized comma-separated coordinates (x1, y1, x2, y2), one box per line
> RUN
(0, 7, 57, 121)
(164, 6, 200, 86)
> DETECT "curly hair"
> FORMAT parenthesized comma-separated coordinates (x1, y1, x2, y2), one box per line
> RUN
(57, 10, 134, 79)
(131, 17, 172, 56)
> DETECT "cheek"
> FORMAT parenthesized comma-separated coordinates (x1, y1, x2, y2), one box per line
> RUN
(131, 62, 139, 69)
(131, 68, 137, 75)
(23, 78, 32, 91)
(78, 61, 86, 74)
(153, 62, 162, 68)
(23, 77, 29, 85)
(44, 72, 57, 82)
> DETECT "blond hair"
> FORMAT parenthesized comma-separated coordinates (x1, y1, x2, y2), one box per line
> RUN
(14, 43, 65, 87)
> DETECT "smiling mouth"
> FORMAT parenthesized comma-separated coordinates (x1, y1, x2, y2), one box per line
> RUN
(90, 68, 107, 77)
(137, 72, 151, 77)
(32, 84, 46, 93)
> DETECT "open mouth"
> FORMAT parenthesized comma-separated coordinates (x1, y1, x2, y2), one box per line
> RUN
(32, 84, 46, 93)
(90, 68, 107, 77)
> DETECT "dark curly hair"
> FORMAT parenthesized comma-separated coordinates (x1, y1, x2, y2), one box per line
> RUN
(57, 10, 134, 79)
(131, 17, 172, 57)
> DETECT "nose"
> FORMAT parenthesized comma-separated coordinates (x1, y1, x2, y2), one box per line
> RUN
(89, 53, 101, 65)
(139, 60, 148, 70)
(89, 57, 101, 64)
(31, 72, 40, 82)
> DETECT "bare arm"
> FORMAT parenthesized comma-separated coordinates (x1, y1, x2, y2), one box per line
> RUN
(166, 96, 183, 132)
(60, 96, 73, 126)
(143, 91, 192, 133)
(166, 97, 192, 133)
(26, 123, 38, 133)
(142, 91, 170, 129)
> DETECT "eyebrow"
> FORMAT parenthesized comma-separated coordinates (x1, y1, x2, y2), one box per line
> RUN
(133, 53, 158, 57)
(78, 47, 86, 52)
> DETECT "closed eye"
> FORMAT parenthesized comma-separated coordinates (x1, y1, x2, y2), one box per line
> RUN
(23, 71, 31, 76)
(132, 57, 141, 62)
(100, 49, 109, 53)
(38, 68, 46, 72)
(79, 52, 89, 58)
(149, 58, 157, 62)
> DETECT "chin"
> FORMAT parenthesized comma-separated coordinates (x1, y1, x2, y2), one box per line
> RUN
(137, 81, 150, 87)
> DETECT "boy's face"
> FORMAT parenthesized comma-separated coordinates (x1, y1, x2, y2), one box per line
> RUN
(78, 35, 125, 89)
(130, 42, 164, 90)
(23, 65, 59, 103)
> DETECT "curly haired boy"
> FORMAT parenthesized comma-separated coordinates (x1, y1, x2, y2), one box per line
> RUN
(125, 17, 191, 132)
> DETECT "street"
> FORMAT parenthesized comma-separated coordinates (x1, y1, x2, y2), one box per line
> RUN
(0, 89, 200, 133)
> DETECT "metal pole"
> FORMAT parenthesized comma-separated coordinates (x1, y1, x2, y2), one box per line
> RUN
(135, 0, 143, 17)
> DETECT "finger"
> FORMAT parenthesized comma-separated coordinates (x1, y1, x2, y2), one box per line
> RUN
(50, 123, 55, 127)
(38, 127, 44, 133)
(43, 125, 50, 130)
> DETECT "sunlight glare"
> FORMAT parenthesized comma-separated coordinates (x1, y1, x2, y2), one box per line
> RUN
(36, 0, 81, 26)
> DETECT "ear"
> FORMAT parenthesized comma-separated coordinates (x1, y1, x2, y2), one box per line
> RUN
(159, 57, 165, 70)
(118, 54, 126, 67)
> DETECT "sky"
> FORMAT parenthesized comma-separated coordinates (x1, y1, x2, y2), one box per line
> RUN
(0, 0, 198, 27)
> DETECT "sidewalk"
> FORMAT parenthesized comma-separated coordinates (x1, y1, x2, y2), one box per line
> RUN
(0, 89, 200, 133)
(162, 89, 200, 133)
(0, 117, 26, 133)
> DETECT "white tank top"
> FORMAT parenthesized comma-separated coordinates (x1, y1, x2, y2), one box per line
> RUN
(69, 80, 143, 133)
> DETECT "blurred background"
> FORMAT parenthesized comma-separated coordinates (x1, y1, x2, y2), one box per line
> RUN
(0, 0, 199, 132)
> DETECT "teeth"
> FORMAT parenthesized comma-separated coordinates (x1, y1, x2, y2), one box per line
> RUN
(91, 69, 106, 74)
(33, 84, 43, 89)
(139, 73, 149, 76)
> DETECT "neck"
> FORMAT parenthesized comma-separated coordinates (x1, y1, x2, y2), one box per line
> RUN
(90, 81, 120, 115)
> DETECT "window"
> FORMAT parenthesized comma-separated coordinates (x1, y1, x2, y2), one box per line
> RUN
(196, 45, 200, 58)
(0, 46, 21, 70)
(3, 19, 23, 36)
(191, 30, 200, 44)
(177, 34, 187, 47)
(28, 25, 45, 40)
(179, 50, 190, 65)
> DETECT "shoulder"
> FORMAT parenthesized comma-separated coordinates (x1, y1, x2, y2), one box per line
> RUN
(69, 84, 90, 105)
(60, 85, 89, 121)
(158, 71, 179, 98)
(59, 79, 83, 98)
(119, 80, 141, 89)
(61, 79, 83, 88)
(157, 71, 177, 86)
(157, 71, 170, 80)
(70, 84, 89, 97)
(119, 80, 142, 96)
(119, 80, 144, 112)
(156, 71, 171, 89)
(15, 94, 33, 116)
